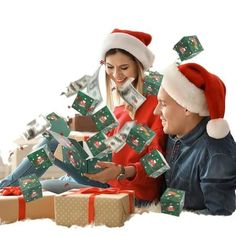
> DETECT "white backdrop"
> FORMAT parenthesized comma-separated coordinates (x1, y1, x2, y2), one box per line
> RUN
(0, 0, 236, 161)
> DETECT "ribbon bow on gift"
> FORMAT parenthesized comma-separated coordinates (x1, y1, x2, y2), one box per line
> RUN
(0, 186, 22, 196)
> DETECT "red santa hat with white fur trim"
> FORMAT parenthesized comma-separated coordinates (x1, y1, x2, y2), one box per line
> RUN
(162, 63, 230, 139)
(100, 28, 155, 70)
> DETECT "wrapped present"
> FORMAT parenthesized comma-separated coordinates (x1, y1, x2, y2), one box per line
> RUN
(46, 112, 71, 137)
(141, 149, 170, 178)
(27, 145, 54, 171)
(126, 123, 155, 153)
(72, 90, 99, 116)
(55, 187, 135, 227)
(143, 70, 163, 96)
(173, 35, 204, 61)
(0, 188, 55, 223)
(19, 174, 42, 202)
(62, 139, 88, 173)
(160, 188, 185, 216)
(87, 152, 112, 174)
(86, 132, 110, 158)
(92, 106, 119, 133)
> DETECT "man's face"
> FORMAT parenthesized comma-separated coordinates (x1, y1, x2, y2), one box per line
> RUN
(154, 87, 187, 137)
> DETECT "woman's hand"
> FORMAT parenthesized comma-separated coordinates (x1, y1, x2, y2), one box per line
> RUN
(84, 161, 121, 183)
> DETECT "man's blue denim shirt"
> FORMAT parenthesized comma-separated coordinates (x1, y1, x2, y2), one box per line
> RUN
(165, 117, 236, 215)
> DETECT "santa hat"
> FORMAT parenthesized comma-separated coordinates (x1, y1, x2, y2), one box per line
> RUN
(162, 63, 230, 139)
(101, 28, 155, 70)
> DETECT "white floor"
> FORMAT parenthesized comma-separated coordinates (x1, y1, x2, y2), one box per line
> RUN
(0, 206, 235, 236)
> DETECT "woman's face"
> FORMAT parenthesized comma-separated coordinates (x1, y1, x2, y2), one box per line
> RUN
(105, 51, 138, 87)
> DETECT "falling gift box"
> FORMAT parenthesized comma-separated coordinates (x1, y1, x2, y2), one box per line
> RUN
(55, 187, 135, 227)
(19, 174, 42, 202)
(0, 189, 55, 224)
(126, 123, 155, 153)
(72, 90, 99, 116)
(87, 152, 112, 174)
(143, 70, 163, 96)
(86, 132, 110, 158)
(46, 112, 71, 137)
(160, 188, 185, 216)
(92, 106, 119, 134)
(61, 138, 88, 174)
(27, 145, 54, 171)
(173, 35, 204, 61)
(141, 149, 170, 178)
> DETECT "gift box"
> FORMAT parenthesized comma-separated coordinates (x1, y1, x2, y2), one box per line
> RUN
(141, 149, 170, 178)
(126, 123, 155, 153)
(143, 70, 163, 96)
(72, 90, 99, 116)
(92, 106, 119, 133)
(0, 190, 55, 224)
(62, 139, 88, 173)
(27, 145, 53, 171)
(87, 152, 112, 174)
(160, 188, 185, 216)
(19, 174, 42, 202)
(46, 112, 71, 137)
(55, 187, 135, 227)
(86, 132, 108, 157)
(173, 35, 204, 61)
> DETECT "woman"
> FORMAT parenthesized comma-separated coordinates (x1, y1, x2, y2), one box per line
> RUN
(0, 29, 165, 206)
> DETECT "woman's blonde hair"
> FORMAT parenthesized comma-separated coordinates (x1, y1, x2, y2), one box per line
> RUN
(105, 49, 145, 111)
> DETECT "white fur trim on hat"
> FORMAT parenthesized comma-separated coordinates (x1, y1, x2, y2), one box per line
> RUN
(101, 32, 155, 70)
(206, 118, 230, 139)
(162, 63, 209, 116)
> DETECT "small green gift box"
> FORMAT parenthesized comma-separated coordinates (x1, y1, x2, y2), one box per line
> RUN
(160, 188, 185, 216)
(143, 71, 163, 96)
(173, 35, 204, 61)
(46, 112, 71, 137)
(62, 138, 88, 174)
(19, 174, 42, 202)
(92, 106, 119, 133)
(86, 132, 108, 157)
(87, 152, 112, 174)
(72, 90, 99, 116)
(141, 149, 170, 178)
(126, 124, 155, 153)
(27, 145, 54, 171)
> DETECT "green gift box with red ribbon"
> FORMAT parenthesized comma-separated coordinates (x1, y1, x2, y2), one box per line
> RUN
(0, 188, 55, 224)
(55, 187, 135, 227)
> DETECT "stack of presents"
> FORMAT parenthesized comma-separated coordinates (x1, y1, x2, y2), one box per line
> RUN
(0, 35, 203, 226)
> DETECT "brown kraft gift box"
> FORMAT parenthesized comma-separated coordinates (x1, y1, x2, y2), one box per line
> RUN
(55, 187, 135, 227)
(0, 191, 55, 223)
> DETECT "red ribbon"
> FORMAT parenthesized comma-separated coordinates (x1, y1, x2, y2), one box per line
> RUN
(0, 186, 26, 220)
(0, 186, 22, 196)
(66, 187, 134, 224)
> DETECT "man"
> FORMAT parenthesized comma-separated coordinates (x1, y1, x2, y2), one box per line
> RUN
(154, 62, 236, 215)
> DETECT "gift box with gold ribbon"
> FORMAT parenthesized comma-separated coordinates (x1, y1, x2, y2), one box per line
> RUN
(0, 187, 55, 224)
(55, 187, 135, 227)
